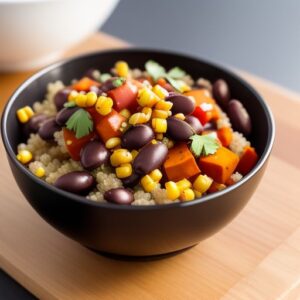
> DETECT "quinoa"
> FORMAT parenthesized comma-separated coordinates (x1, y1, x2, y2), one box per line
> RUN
(229, 131, 250, 156)
(230, 172, 243, 183)
(33, 81, 64, 116)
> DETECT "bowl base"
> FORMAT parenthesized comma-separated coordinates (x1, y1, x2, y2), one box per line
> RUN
(87, 244, 197, 261)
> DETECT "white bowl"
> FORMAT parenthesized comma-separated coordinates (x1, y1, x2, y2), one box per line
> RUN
(0, 0, 119, 71)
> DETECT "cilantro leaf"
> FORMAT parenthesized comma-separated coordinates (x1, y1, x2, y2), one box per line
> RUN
(145, 60, 166, 81)
(100, 73, 112, 83)
(112, 77, 126, 88)
(64, 101, 76, 108)
(167, 67, 186, 79)
(165, 76, 189, 92)
(66, 108, 93, 139)
(189, 134, 220, 157)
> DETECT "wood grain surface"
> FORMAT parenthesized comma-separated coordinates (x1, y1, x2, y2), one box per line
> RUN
(0, 33, 299, 300)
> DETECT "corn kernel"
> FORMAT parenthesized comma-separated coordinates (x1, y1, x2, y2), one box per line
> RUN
(141, 175, 157, 192)
(178, 81, 191, 93)
(75, 93, 88, 107)
(119, 108, 131, 119)
(137, 88, 159, 107)
(141, 107, 152, 120)
(129, 112, 148, 125)
(16, 150, 32, 164)
(86, 91, 98, 107)
(116, 163, 132, 178)
(176, 179, 192, 192)
(152, 109, 169, 119)
(115, 61, 129, 77)
(131, 150, 139, 160)
(152, 118, 167, 133)
(149, 169, 162, 182)
(151, 139, 157, 144)
(174, 113, 185, 120)
(152, 84, 169, 99)
(110, 149, 132, 167)
(96, 96, 113, 116)
(180, 188, 195, 201)
(16, 106, 34, 123)
(68, 90, 78, 102)
(165, 181, 180, 200)
(23, 106, 34, 118)
(156, 133, 163, 140)
(193, 175, 213, 194)
(155, 100, 173, 111)
(35, 167, 45, 178)
(194, 190, 202, 198)
(105, 137, 121, 149)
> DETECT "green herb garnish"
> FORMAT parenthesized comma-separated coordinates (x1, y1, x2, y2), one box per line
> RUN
(112, 77, 126, 88)
(66, 108, 93, 139)
(64, 101, 76, 108)
(189, 134, 220, 157)
(145, 60, 166, 81)
(100, 73, 112, 83)
(145, 60, 188, 91)
(167, 67, 186, 79)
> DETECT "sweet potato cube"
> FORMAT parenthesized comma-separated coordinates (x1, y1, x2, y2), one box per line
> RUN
(236, 146, 258, 175)
(164, 143, 200, 182)
(198, 146, 239, 184)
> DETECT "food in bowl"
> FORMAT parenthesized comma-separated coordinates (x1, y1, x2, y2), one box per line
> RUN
(15, 60, 258, 205)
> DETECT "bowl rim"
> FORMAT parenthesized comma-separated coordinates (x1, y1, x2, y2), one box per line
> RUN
(1, 47, 275, 211)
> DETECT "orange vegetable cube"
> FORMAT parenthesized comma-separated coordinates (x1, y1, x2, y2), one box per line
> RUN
(236, 146, 258, 175)
(164, 143, 200, 182)
(198, 146, 239, 184)
(95, 109, 126, 143)
(217, 127, 233, 147)
(184, 89, 216, 106)
(72, 77, 100, 92)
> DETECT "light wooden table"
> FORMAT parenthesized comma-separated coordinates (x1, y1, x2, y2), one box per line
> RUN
(1, 33, 300, 300)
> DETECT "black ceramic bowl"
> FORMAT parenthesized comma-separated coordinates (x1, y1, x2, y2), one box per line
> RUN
(1, 49, 275, 257)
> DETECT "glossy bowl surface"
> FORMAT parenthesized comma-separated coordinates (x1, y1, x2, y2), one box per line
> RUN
(1, 49, 275, 256)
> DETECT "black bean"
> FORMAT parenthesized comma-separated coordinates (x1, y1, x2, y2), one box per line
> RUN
(212, 79, 230, 108)
(84, 68, 100, 81)
(166, 93, 195, 115)
(80, 140, 110, 170)
(23, 114, 48, 137)
(38, 118, 61, 141)
(54, 88, 72, 111)
(133, 142, 168, 175)
(227, 99, 252, 136)
(184, 115, 203, 134)
(167, 117, 195, 141)
(54, 171, 95, 195)
(122, 172, 141, 188)
(104, 188, 134, 205)
(121, 124, 154, 150)
(56, 107, 80, 126)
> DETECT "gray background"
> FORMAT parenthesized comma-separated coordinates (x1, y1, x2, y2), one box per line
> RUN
(1, 1, 299, 299)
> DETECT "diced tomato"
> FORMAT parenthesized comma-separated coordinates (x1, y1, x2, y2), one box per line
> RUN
(72, 77, 100, 92)
(63, 128, 96, 161)
(85, 107, 103, 124)
(108, 81, 138, 112)
(192, 106, 211, 125)
(95, 109, 126, 143)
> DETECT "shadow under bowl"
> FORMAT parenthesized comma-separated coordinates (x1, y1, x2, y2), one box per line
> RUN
(1, 49, 275, 257)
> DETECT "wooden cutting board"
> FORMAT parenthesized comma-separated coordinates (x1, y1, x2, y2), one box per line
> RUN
(1, 33, 300, 300)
